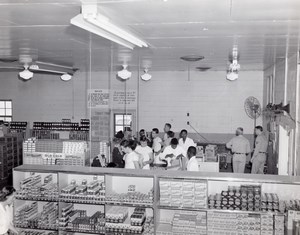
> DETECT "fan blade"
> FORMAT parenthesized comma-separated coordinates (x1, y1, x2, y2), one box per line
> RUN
(0, 66, 23, 72)
(29, 67, 77, 76)
(0, 58, 18, 63)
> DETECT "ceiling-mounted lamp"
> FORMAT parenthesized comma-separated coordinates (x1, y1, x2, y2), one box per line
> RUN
(19, 64, 33, 80)
(60, 73, 72, 81)
(141, 68, 152, 81)
(117, 65, 132, 80)
(70, 2, 148, 50)
(226, 46, 240, 81)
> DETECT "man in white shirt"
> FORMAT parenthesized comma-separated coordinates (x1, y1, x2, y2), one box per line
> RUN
(160, 138, 186, 167)
(179, 129, 196, 153)
(135, 136, 153, 169)
(186, 146, 199, 171)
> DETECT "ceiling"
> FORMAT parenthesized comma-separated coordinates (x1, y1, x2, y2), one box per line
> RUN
(0, 0, 299, 72)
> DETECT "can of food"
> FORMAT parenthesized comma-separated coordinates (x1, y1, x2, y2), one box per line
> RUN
(293, 220, 300, 235)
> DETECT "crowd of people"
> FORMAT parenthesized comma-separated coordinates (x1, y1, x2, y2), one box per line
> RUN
(109, 123, 198, 171)
(106, 124, 268, 174)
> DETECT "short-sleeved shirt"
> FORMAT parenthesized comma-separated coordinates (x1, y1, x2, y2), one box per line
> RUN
(152, 136, 162, 152)
(187, 156, 199, 171)
(135, 145, 153, 169)
(160, 145, 186, 166)
(226, 135, 251, 154)
(253, 134, 268, 157)
(123, 151, 139, 169)
(179, 137, 196, 153)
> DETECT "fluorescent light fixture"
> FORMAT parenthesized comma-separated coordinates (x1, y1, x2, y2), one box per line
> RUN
(141, 69, 152, 81)
(19, 65, 33, 80)
(60, 73, 72, 81)
(117, 65, 131, 80)
(70, 5, 148, 49)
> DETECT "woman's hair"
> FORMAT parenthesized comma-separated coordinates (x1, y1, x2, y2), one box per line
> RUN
(0, 186, 15, 201)
(120, 139, 137, 150)
(167, 131, 175, 138)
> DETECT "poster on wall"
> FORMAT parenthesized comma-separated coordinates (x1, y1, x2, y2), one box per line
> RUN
(87, 89, 109, 108)
(112, 90, 137, 109)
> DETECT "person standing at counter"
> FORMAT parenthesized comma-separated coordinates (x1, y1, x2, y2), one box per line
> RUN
(226, 127, 251, 173)
(251, 126, 268, 174)
(121, 140, 141, 169)
(152, 128, 162, 154)
(160, 138, 186, 168)
(179, 129, 196, 153)
(186, 146, 199, 171)
(135, 136, 154, 169)
(111, 138, 125, 168)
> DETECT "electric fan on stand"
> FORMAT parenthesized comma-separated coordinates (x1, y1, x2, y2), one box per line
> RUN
(244, 96, 261, 148)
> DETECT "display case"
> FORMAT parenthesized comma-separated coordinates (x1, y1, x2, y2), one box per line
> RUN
(13, 165, 300, 235)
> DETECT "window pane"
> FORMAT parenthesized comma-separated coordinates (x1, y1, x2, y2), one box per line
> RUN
(115, 126, 124, 133)
(0, 102, 4, 109)
(115, 115, 124, 125)
(0, 109, 4, 115)
(124, 115, 132, 125)
(6, 109, 12, 116)
(5, 101, 11, 109)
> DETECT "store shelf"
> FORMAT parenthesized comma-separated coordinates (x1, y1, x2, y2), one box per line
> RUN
(60, 228, 105, 234)
(15, 225, 58, 231)
(105, 201, 153, 208)
(158, 204, 207, 211)
(15, 196, 58, 202)
(59, 198, 105, 205)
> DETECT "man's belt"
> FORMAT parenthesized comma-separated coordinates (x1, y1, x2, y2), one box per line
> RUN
(259, 152, 267, 154)
(234, 152, 246, 154)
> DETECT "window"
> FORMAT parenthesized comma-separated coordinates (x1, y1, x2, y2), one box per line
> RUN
(0, 100, 12, 122)
(114, 114, 132, 133)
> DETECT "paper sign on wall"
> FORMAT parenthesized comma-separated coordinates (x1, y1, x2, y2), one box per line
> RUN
(87, 89, 109, 108)
(112, 90, 137, 108)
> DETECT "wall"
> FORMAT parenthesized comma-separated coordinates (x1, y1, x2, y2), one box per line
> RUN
(139, 70, 263, 137)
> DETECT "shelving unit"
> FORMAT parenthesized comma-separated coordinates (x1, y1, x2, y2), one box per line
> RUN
(13, 165, 300, 235)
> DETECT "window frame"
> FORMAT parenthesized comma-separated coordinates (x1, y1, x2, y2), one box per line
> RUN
(0, 99, 12, 122)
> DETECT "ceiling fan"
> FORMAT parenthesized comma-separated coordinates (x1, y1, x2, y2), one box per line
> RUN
(0, 55, 78, 81)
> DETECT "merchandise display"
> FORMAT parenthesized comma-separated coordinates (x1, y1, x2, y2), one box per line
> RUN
(157, 211, 207, 235)
(13, 165, 300, 234)
(106, 185, 153, 205)
(159, 179, 207, 208)
(60, 178, 105, 204)
(105, 206, 152, 234)
(23, 139, 88, 166)
(59, 204, 105, 234)
(14, 201, 58, 230)
(208, 185, 261, 211)
(207, 211, 261, 234)
(16, 174, 58, 201)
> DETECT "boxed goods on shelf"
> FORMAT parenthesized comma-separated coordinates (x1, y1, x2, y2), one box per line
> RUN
(106, 185, 153, 205)
(159, 178, 207, 209)
(15, 201, 58, 230)
(208, 184, 261, 211)
(207, 211, 261, 235)
(59, 204, 105, 234)
(60, 178, 105, 204)
(16, 174, 58, 201)
(105, 206, 150, 234)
